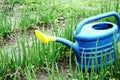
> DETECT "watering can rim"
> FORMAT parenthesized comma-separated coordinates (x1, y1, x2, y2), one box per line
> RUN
(74, 22, 119, 41)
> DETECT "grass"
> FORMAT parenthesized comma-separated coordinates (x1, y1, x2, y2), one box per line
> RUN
(0, 12, 12, 38)
(0, 0, 120, 80)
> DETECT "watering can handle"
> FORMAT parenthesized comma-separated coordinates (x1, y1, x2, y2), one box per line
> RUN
(76, 11, 120, 34)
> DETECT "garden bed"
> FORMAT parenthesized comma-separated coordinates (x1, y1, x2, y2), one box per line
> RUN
(0, 0, 120, 80)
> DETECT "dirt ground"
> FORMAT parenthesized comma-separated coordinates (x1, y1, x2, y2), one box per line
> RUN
(1, 25, 120, 80)
(1, 28, 76, 80)
(1, 3, 120, 80)
(0, 18, 72, 80)
(35, 60, 74, 80)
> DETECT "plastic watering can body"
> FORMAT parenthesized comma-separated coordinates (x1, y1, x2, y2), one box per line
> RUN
(35, 11, 120, 70)
(73, 11, 120, 70)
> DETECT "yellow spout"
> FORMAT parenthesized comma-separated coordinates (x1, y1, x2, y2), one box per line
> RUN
(34, 30, 56, 44)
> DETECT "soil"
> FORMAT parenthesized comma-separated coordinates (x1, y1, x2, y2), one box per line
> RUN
(0, 5, 68, 79)
(1, 22, 120, 80)
(1, 2, 120, 80)
(35, 60, 75, 80)
(1, 26, 76, 80)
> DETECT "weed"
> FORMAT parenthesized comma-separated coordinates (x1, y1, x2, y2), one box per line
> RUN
(0, 0, 120, 80)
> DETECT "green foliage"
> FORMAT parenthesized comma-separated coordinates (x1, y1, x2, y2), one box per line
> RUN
(24, 0, 39, 4)
(19, 10, 37, 30)
(2, 0, 19, 14)
(0, 0, 120, 79)
(0, 13, 12, 37)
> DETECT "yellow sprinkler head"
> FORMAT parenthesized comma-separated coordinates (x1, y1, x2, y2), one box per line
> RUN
(34, 30, 56, 44)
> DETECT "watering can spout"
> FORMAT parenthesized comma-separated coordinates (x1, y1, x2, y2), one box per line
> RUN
(55, 37, 79, 54)
(34, 30, 56, 44)
(34, 30, 79, 54)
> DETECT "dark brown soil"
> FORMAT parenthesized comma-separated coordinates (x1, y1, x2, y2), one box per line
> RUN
(35, 60, 76, 80)
(0, 3, 120, 79)
(0, 15, 70, 80)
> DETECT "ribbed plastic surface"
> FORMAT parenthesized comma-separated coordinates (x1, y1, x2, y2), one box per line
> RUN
(75, 22, 118, 70)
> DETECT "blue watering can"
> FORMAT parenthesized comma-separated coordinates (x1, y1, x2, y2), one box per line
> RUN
(35, 11, 120, 70)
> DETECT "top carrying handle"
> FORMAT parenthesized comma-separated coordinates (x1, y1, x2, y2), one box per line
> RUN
(75, 11, 120, 34)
